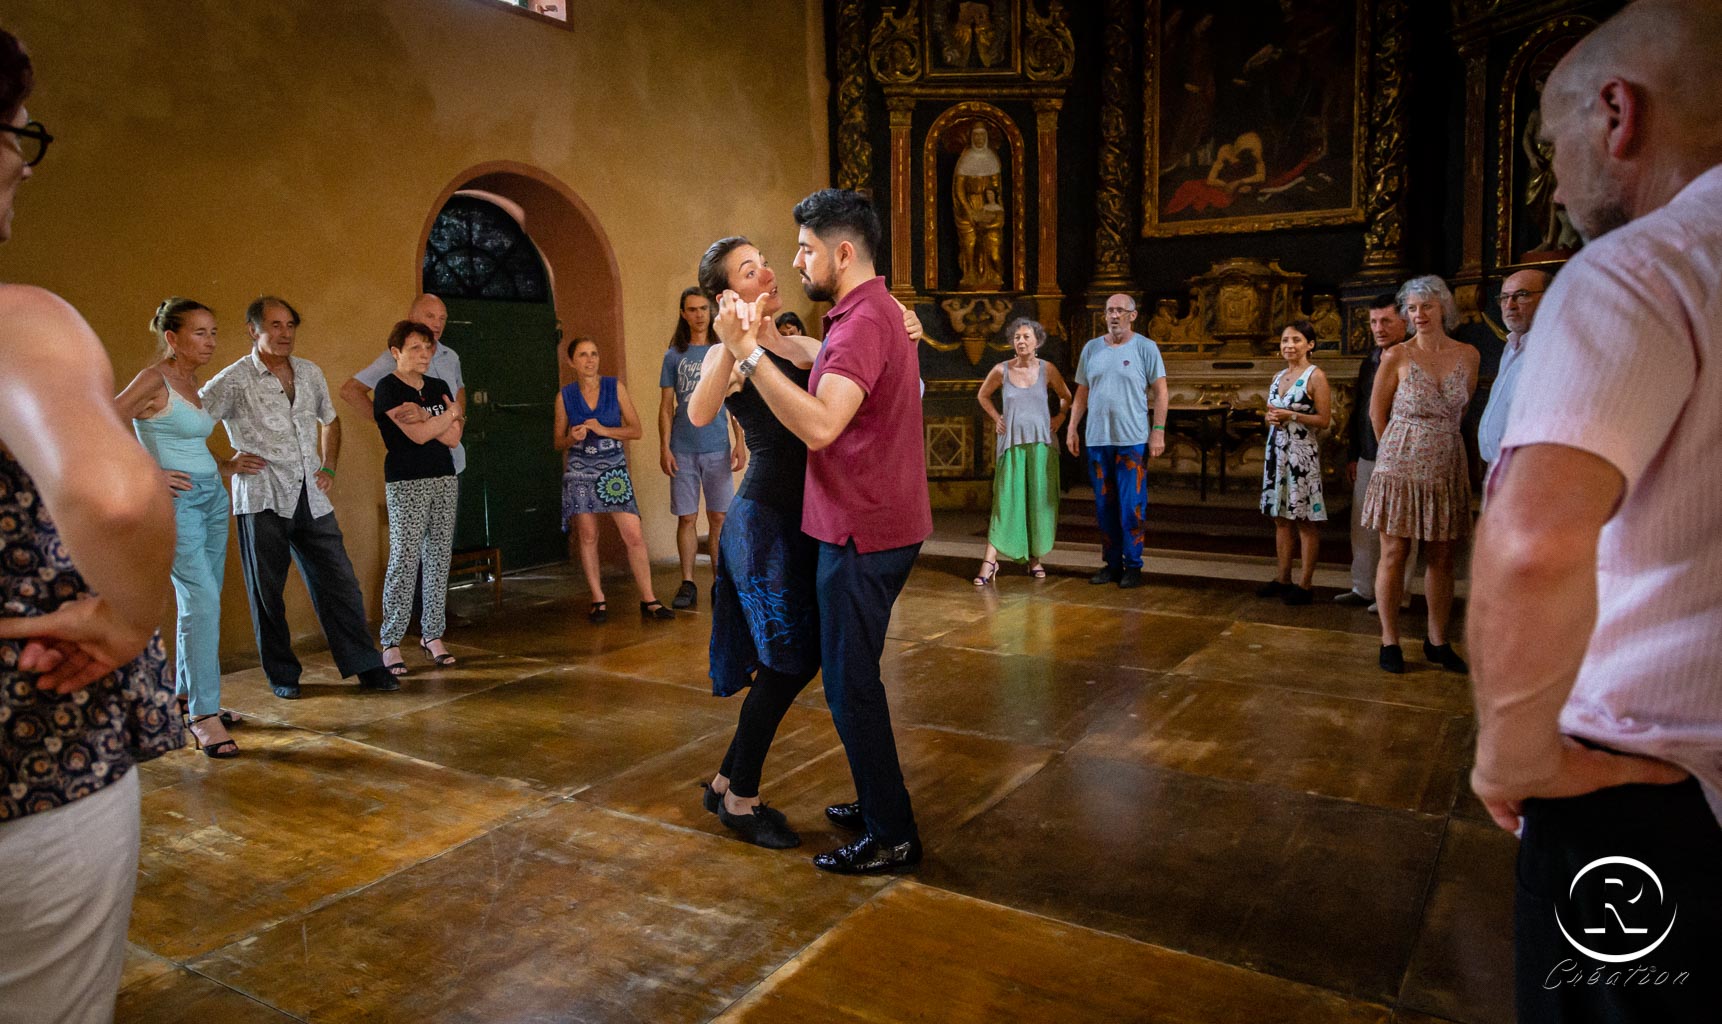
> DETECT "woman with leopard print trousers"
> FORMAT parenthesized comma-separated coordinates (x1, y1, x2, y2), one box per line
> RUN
(371, 319, 464, 676)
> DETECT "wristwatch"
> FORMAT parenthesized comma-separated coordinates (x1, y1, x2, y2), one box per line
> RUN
(737, 346, 765, 378)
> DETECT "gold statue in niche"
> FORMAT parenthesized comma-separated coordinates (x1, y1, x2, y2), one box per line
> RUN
(952, 121, 1005, 290)
(1522, 107, 1580, 256)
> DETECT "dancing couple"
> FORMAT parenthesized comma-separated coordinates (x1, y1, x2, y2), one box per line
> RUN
(690, 189, 933, 874)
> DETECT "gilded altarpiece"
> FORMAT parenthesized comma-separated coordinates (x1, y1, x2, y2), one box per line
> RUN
(860, 0, 1075, 508)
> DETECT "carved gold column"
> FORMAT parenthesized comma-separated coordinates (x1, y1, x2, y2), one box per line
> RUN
(887, 96, 916, 299)
(835, 0, 872, 192)
(1451, 37, 1490, 323)
(1355, 0, 1411, 280)
(1085, 0, 1133, 339)
(1034, 98, 1061, 295)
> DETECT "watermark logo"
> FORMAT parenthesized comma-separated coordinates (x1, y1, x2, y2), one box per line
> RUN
(1556, 856, 1677, 963)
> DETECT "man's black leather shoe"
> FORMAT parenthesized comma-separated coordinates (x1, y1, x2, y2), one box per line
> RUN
(1089, 566, 1120, 585)
(357, 667, 401, 692)
(812, 833, 922, 874)
(824, 800, 864, 832)
(270, 681, 301, 700)
(1117, 567, 1144, 589)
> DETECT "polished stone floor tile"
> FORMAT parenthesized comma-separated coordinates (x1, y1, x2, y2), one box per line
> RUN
(935, 599, 1231, 672)
(116, 967, 298, 1023)
(716, 882, 1392, 1024)
(583, 710, 1057, 855)
(1071, 675, 1474, 813)
(879, 641, 1153, 746)
(1399, 820, 1518, 1024)
(189, 801, 884, 1023)
(339, 668, 734, 791)
(131, 729, 539, 961)
(922, 754, 1445, 1001)
(1172, 620, 1478, 714)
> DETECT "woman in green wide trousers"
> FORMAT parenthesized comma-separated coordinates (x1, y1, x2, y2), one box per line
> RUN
(974, 317, 1071, 585)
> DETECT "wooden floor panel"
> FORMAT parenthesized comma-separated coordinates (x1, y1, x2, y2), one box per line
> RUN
(123, 560, 1510, 1022)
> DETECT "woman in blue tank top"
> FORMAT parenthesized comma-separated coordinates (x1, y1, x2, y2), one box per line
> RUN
(115, 298, 240, 757)
(554, 335, 674, 623)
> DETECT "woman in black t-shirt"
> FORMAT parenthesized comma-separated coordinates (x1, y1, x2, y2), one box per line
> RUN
(372, 320, 463, 675)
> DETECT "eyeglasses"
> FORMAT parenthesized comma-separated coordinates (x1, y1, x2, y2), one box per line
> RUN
(1499, 289, 1545, 305)
(1104, 307, 1136, 315)
(0, 121, 52, 168)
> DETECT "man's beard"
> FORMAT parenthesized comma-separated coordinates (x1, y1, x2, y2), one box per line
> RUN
(800, 269, 837, 303)
(1573, 199, 1631, 244)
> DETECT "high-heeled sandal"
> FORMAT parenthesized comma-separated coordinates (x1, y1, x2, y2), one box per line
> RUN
(588, 601, 608, 624)
(382, 646, 409, 676)
(641, 600, 675, 621)
(973, 559, 998, 586)
(419, 640, 457, 667)
(186, 714, 240, 759)
(177, 695, 242, 726)
(1028, 561, 1047, 579)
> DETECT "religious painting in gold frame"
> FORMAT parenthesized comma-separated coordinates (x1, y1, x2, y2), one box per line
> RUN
(1495, 17, 1594, 271)
(1141, 0, 1369, 238)
(925, 0, 1021, 78)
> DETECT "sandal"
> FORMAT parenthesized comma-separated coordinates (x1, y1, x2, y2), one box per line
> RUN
(641, 600, 675, 621)
(588, 601, 608, 624)
(382, 646, 410, 677)
(419, 640, 457, 667)
(186, 714, 240, 759)
(1028, 561, 1047, 579)
(177, 695, 243, 727)
(973, 559, 999, 587)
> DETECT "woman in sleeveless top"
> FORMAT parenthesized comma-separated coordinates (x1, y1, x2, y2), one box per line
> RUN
(974, 317, 1070, 585)
(1360, 276, 1480, 674)
(1256, 320, 1332, 605)
(554, 336, 673, 623)
(115, 298, 239, 756)
(0, 30, 181, 1018)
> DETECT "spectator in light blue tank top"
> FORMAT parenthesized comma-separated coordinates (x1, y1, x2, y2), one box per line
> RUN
(115, 297, 240, 758)
(1065, 293, 1169, 589)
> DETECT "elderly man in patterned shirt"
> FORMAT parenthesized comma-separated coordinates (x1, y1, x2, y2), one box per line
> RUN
(202, 296, 397, 699)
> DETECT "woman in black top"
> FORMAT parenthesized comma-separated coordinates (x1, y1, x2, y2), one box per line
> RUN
(372, 319, 464, 675)
(685, 236, 822, 850)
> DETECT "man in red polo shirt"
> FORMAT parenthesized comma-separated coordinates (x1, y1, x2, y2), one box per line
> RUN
(716, 188, 932, 874)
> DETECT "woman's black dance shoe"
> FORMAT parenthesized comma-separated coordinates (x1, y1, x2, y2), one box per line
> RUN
(1423, 641, 1470, 674)
(718, 803, 801, 849)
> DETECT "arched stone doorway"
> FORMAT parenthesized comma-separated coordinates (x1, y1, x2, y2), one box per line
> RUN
(417, 162, 626, 571)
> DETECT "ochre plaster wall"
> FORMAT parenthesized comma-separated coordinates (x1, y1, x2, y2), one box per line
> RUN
(2, 0, 829, 659)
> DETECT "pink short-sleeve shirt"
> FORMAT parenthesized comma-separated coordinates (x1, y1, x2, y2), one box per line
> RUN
(1500, 163, 1722, 821)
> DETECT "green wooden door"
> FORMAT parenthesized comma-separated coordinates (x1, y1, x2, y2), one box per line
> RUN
(442, 297, 565, 570)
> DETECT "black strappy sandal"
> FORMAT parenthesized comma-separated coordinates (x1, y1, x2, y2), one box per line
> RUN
(382, 646, 409, 676)
(973, 559, 998, 587)
(640, 600, 675, 621)
(186, 714, 240, 759)
(588, 601, 608, 624)
(419, 640, 457, 667)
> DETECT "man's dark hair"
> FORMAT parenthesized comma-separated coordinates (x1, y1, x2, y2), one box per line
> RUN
(774, 311, 805, 334)
(668, 286, 711, 353)
(1368, 292, 1399, 311)
(0, 29, 32, 124)
(385, 320, 434, 352)
(246, 296, 301, 330)
(791, 188, 882, 265)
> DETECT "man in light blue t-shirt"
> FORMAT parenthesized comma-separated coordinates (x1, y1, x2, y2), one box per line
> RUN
(658, 288, 746, 609)
(1065, 293, 1168, 589)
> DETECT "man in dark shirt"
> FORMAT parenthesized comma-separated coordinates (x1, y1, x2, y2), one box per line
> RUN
(1337, 294, 1414, 609)
(715, 189, 933, 874)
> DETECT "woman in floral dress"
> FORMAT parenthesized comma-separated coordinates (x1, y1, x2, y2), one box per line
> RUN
(1257, 320, 1331, 604)
(555, 336, 674, 623)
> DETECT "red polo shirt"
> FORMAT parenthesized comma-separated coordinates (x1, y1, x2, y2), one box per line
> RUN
(802, 276, 933, 553)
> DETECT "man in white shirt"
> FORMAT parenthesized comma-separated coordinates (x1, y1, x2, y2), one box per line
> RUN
(203, 296, 396, 699)
(1475, 267, 1550, 473)
(1468, 3, 1722, 1017)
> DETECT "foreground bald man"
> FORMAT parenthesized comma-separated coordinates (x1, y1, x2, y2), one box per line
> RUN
(1468, 2, 1722, 1018)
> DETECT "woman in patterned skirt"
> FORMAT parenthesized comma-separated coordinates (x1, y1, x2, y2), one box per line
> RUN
(974, 317, 1070, 585)
(1257, 320, 1332, 605)
(0, 27, 182, 1018)
(1360, 276, 1479, 674)
(372, 320, 464, 675)
(555, 335, 673, 623)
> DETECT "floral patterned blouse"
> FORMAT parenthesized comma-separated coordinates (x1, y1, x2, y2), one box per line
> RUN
(1, 447, 180, 822)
